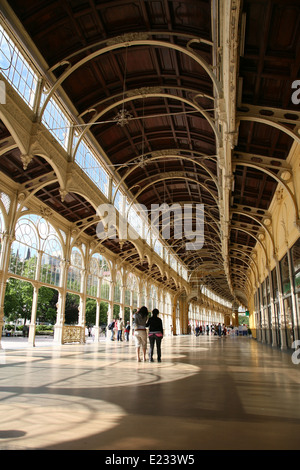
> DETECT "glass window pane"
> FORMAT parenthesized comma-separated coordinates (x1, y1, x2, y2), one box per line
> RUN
(280, 254, 291, 295)
(291, 238, 300, 293)
(40, 236, 62, 286)
(67, 248, 82, 292)
(272, 268, 279, 301)
(75, 140, 109, 197)
(0, 24, 38, 108)
(41, 93, 71, 150)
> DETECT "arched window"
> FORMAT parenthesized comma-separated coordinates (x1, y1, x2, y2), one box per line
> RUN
(125, 273, 132, 306)
(100, 256, 111, 300)
(67, 246, 83, 292)
(132, 275, 138, 308)
(150, 285, 158, 310)
(114, 271, 122, 303)
(9, 215, 39, 279)
(166, 292, 172, 315)
(87, 253, 101, 297)
(0, 213, 3, 234)
(40, 226, 62, 287)
(125, 272, 138, 306)
(9, 214, 63, 285)
(0, 206, 5, 261)
(140, 283, 146, 307)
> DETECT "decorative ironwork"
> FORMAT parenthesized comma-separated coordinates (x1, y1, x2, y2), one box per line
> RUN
(113, 108, 133, 127)
(62, 325, 85, 344)
(135, 155, 148, 168)
(106, 32, 149, 46)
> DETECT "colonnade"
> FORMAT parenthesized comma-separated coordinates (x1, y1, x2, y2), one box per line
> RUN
(188, 301, 225, 331)
(0, 17, 233, 347)
(0, 197, 232, 346)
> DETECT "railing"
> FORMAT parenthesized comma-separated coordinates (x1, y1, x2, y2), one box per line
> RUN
(62, 325, 85, 344)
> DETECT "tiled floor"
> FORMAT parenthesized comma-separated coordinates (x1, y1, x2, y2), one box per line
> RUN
(0, 334, 299, 450)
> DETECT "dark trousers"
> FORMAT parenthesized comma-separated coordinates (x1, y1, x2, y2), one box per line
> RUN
(149, 334, 162, 361)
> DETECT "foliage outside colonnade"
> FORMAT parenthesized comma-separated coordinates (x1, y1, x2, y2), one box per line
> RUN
(4, 278, 58, 325)
(4, 278, 111, 327)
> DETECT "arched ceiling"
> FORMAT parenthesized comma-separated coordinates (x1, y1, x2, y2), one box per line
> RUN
(1, 0, 300, 304)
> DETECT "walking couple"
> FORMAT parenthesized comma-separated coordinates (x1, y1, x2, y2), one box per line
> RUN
(133, 306, 163, 363)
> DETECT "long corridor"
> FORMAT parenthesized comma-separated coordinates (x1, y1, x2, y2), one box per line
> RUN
(0, 334, 299, 451)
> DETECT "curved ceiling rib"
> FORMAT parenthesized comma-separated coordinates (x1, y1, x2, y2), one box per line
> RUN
(72, 91, 220, 160)
(40, 37, 219, 117)
(2, 0, 299, 307)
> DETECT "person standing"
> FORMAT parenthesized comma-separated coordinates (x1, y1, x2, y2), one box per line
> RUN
(124, 321, 130, 341)
(117, 317, 124, 341)
(133, 306, 148, 362)
(146, 308, 163, 363)
(108, 319, 115, 341)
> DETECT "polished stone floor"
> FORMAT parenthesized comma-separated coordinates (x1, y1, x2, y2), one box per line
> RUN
(0, 334, 299, 450)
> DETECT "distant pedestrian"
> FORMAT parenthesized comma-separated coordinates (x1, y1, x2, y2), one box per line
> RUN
(108, 319, 115, 341)
(124, 321, 130, 341)
(117, 317, 124, 341)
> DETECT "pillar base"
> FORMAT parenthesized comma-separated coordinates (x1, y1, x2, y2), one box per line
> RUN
(28, 324, 36, 347)
(94, 326, 100, 342)
(54, 325, 63, 345)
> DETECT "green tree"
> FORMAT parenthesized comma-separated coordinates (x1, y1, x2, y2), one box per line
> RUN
(65, 292, 79, 324)
(113, 304, 120, 319)
(4, 278, 33, 322)
(100, 301, 108, 325)
(238, 314, 249, 327)
(85, 298, 96, 326)
(85, 299, 108, 326)
(37, 286, 58, 323)
(4, 279, 58, 324)
(124, 306, 130, 323)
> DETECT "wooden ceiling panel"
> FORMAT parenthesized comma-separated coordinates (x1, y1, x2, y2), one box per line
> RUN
(0, 150, 53, 185)
(268, 3, 300, 52)
(127, 47, 156, 75)
(241, 0, 300, 109)
(100, 2, 144, 32)
(170, 0, 211, 37)
(76, 13, 102, 39)
(236, 121, 294, 159)
(233, 165, 276, 211)
(4, 0, 299, 302)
